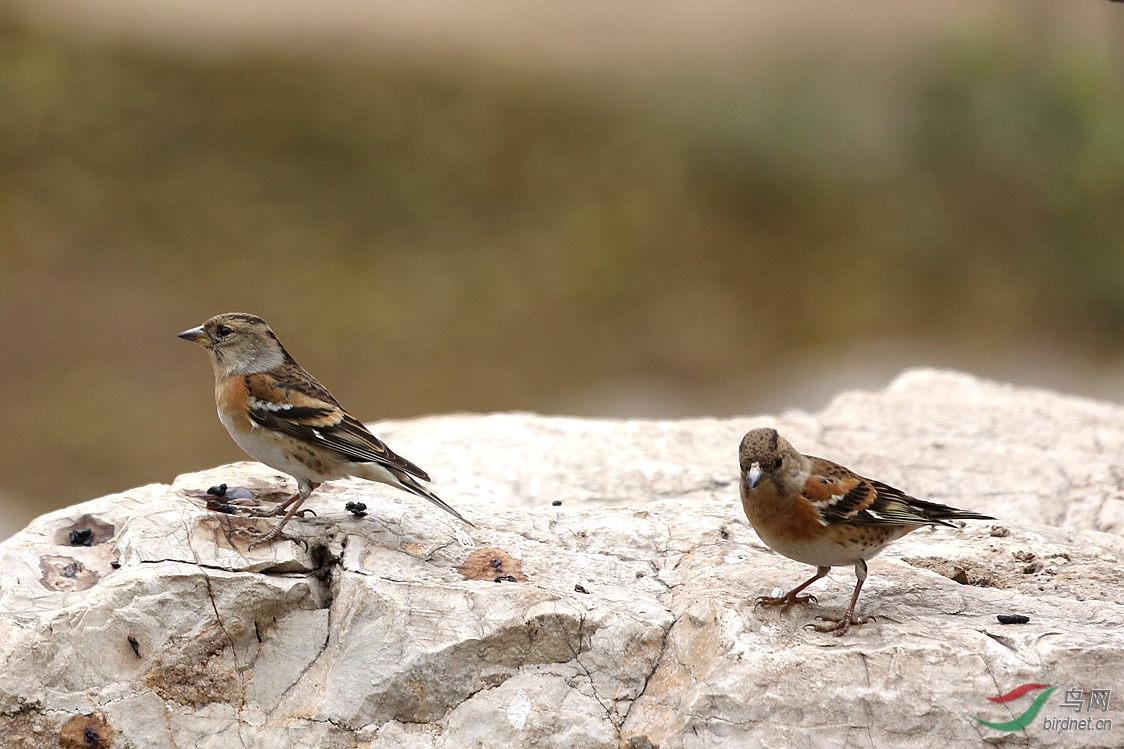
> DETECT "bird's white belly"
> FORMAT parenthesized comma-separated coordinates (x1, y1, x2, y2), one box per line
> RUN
(759, 530, 894, 568)
(218, 409, 340, 483)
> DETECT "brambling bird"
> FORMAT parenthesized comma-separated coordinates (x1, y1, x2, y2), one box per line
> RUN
(738, 427, 992, 635)
(178, 313, 472, 547)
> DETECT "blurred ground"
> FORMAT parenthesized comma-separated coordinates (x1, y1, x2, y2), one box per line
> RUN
(2, 0, 1124, 540)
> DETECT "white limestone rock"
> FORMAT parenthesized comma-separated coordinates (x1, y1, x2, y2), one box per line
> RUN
(0, 369, 1121, 748)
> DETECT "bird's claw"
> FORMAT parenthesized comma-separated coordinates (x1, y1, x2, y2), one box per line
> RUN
(205, 497, 261, 515)
(247, 505, 284, 518)
(806, 613, 873, 636)
(232, 524, 309, 551)
(248, 505, 314, 518)
(754, 593, 817, 608)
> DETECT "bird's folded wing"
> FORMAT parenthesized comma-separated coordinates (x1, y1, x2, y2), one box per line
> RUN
(244, 373, 431, 481)
(802, 459, 945, 526)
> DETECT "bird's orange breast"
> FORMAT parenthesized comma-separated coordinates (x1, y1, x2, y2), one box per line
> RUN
(742, 481, 827, 545)
(215, 375, 253, 432)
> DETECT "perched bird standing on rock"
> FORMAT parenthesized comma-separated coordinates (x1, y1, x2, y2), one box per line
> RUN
(178, 313, 472, 547)
(738, 427, 992, 634)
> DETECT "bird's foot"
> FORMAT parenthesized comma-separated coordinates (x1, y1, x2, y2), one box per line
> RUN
(205, 498, 256, 515)
(232, 524, 309, 551)
(808, 612, 873, 636)
(247, 505, 316, 519)
(755, 593, 817, 608)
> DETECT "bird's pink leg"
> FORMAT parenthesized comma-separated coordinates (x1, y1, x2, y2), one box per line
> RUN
(242, 482, 319, 549)
(249, 491, 307, 517)
(812, 559, 873, 635)
(756, 566, 830, 607)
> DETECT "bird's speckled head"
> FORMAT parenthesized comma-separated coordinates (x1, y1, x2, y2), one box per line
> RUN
(738, 427, 800, 490)
(177, 312, 291, 375)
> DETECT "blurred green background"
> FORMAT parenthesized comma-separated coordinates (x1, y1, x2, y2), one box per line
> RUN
(2, 1, 1123, 540)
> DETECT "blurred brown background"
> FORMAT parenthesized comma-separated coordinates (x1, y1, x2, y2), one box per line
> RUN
(2, 1, 1124, 540)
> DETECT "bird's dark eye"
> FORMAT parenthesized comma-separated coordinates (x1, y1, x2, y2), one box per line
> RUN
(216, 325, 233, 338)
(772, 456, 783, 470)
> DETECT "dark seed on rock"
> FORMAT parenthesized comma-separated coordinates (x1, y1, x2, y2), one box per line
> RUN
(575, 584, 590, 594)
(552, 500, 562, 506)
(997, 614, 1030, 624)
(68, 528, 94, 546)
(206, 499, 238, 514)
(494, 575, 518, 583)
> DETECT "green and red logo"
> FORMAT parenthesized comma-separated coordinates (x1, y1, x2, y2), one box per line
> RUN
(972, 683, 1057, 731)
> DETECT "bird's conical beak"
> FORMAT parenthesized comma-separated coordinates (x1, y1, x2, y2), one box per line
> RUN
(746, 463, 764, 489)
(177, 325, 210, 346)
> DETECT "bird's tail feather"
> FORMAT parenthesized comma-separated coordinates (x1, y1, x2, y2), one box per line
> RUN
(907, 497, 994, 523)
(389, 467, 475, 527)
